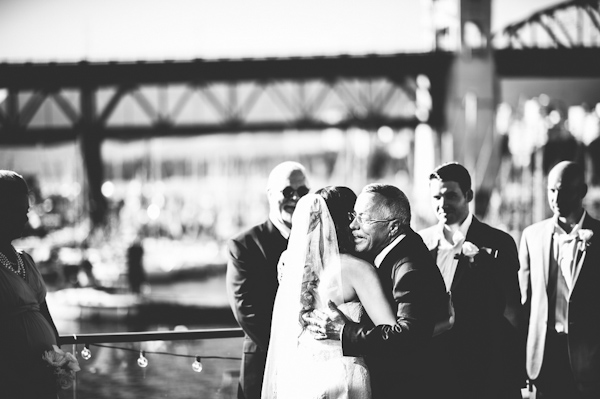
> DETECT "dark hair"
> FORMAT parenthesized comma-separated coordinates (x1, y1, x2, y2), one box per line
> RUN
(362, 183, 411, 230)
(299, 186, 357, 329)
(315, 186, 356, 254)
(429, 162, 472, 195)
(0, 170, 29, 207)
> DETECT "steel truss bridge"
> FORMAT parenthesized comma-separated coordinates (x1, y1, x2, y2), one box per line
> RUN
(1, 0, 600, 224)
(0, 54, 452, 144)
(494, 0, 600, 77)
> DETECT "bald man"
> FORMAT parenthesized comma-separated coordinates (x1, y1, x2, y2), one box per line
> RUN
(226, 161, 309, 399)
(519, 161, 600, 398)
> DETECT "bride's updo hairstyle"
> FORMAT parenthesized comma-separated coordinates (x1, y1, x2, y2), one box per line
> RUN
(315, 186, 357, 254)
(299, 186, 357, 329)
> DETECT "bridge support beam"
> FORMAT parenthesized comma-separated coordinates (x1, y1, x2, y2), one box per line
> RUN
(439, 0, 500, 217)
(79, 86, 107, 228)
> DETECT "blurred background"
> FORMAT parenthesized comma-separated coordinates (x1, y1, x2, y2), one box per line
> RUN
(1, 0, 600, 396)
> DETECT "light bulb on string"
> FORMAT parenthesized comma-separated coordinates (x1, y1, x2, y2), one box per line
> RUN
(192, 356, 203, 373)
(137, 351, 148, 368)
(81, 344, 92, 360)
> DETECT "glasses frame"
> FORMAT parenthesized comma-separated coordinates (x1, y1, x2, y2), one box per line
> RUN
(349, 211, 396, 225)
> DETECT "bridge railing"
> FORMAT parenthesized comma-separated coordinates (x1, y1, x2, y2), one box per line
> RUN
(57, 327, 244, 399)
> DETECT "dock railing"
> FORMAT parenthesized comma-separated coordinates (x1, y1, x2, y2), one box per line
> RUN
(57, 327, 244, 399)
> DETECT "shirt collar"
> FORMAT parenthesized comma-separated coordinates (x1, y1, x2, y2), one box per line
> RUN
(436, 212, 473, 248)
(374, 234, 405, 268)
(269, 213, 291, 240)
(553, 210, 587, 237)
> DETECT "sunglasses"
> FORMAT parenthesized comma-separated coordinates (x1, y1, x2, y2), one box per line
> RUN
(281, 186, 310, 199)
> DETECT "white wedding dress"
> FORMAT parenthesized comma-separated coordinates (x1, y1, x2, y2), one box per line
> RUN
(293, 302, 370, 399)
(262, 195, 371, 399)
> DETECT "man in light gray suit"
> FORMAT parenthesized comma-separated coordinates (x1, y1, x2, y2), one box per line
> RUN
(519, 161, 600, 398)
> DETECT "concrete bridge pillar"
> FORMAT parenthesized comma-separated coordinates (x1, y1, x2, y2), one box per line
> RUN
(434, 0, 499, 216)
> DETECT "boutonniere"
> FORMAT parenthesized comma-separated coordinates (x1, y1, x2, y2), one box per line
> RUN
(577, 229, 594, 251)
(42, 345, 81, 390)
(454, 241, 479, 264)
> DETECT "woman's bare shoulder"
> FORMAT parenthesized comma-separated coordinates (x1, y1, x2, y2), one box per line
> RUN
(339, 253, 375, 273)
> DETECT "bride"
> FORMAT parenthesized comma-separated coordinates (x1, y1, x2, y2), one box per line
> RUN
(262, 186, 396, 399)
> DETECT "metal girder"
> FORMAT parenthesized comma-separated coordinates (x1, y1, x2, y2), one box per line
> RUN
(493, 0, 600, 49)
(0, 53, 452, 90)
(0, 117, 420, 144)
(0, 56, 452, 145)
(0, 53, 452, 228)
(51, 92, 79, 123)
(495, 47, 600, 77)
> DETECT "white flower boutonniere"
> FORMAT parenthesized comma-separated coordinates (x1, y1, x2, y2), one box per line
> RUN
(42, 345, 81, 390)
(578, 229, 594, 251)
(462, 241, 479, 262)
(454, 241, 479, 264)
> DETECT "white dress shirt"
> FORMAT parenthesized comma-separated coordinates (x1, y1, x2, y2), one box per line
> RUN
(435, 213, 473, 291)
(269, 212, 291, 239)
(552, 210, 586, 334)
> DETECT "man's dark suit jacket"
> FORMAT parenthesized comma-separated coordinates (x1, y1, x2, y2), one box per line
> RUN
(519, 213, 600, 397)
(420, 216, 523, 399)
(341, 228, 447, 399)
(226, 220, 288, 399)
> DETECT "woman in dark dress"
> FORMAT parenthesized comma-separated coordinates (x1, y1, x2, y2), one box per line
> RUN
(0, 170, 61, 399)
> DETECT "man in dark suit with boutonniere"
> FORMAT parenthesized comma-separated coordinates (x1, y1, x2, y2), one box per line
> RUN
(226, 161, 310, 399)
(519, 161, 600, 398)
(419, 162, 523, 399)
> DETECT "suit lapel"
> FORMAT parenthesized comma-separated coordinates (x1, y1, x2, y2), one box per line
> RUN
(570, 214, 593, 294)
(429, 246, 438, 260)
(449, 218, 481, 292)
(450, 257, 467, 292)
(540, 220, 553, 287)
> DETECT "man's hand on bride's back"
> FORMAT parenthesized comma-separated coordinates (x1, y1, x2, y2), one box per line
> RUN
(302, 301, 349, 341)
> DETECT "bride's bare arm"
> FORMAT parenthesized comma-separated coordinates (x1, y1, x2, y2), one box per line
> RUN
(343, 255, 396, 326)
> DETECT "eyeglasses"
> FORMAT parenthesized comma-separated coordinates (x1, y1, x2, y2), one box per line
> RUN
(281, 186, 310, 199)
(348, 211, 396, 225)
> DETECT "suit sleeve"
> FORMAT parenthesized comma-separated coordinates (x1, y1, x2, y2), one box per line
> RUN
(518, 231, 532, 333)
(341, 259, 438, 357)
(481, 229, 527, 387)
(226, 238, 271, 350)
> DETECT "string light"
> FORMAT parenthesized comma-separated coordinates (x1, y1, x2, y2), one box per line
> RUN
(81, 344, 92, 360)
(74, 343, 240, 374)
(137, 351, 149, 368)
(192, 356, 203, 373)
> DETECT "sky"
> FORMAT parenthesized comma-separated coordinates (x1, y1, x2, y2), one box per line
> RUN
(0, 0, 564, 62)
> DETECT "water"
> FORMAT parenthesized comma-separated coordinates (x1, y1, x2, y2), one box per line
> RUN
(58, 336, 242, 399)
(53, 274, 244, 399)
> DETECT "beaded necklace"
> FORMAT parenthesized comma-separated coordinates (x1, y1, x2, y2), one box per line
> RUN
(0, 246, 26, 280)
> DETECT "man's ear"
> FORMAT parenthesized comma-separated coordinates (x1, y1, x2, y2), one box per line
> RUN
(465, 189, 474, 203)
(389, 220, 400, 236)
(582, 183, 588, 199)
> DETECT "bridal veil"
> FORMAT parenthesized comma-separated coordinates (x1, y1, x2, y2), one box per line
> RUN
(262, 194, 349, 398)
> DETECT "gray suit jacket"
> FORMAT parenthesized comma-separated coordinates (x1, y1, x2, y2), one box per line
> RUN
(519, 213, 600, 395)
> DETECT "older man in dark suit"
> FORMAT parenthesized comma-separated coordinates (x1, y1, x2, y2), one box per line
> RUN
(226, 161, 309, 399)
(419, 162, 523, 399)
(520, 161, 600, 398)
(310, 183, 448, 399)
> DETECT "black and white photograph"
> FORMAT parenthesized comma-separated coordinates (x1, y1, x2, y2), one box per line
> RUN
(1, 0, 600, 398)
